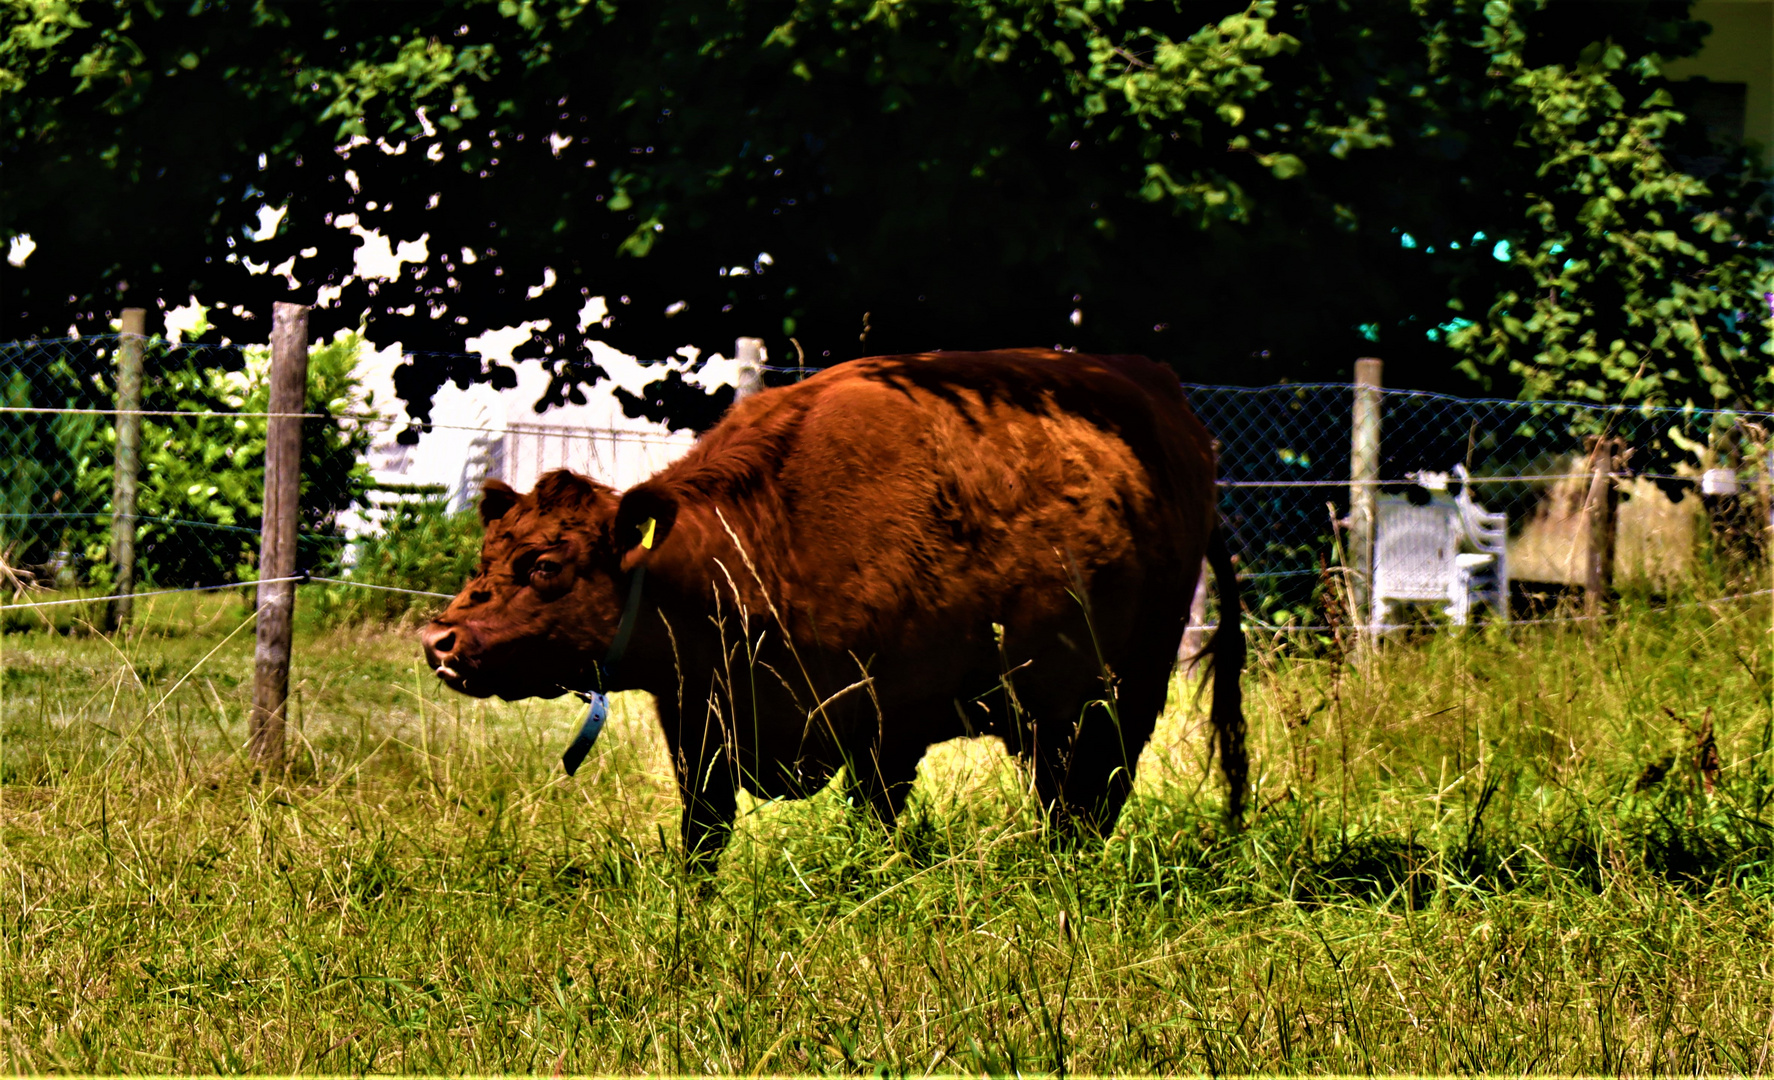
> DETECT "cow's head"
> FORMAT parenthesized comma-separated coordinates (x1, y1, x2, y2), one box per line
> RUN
(420, 470, 674, 699)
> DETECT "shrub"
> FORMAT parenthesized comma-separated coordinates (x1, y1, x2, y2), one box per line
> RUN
(0, 346, 110, 578)
(309, 489, 480, 626)
(71, 331, 377, 588)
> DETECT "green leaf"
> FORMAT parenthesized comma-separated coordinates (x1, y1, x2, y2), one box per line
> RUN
(1262, 153, 1305, 179)
(617, 215, 663, 257)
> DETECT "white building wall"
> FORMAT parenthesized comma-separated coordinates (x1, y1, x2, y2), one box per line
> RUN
(340, 329, 739, 537)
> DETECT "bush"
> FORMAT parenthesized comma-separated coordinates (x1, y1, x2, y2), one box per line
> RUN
(66, 330, 378, 588)
(309, 490, 480, 627)
(0, 346, 111, 578)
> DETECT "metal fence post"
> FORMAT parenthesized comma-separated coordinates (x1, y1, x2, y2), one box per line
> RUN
(105, 308, 146, 632)
(250, 302, 309, 768)
(1179, 560, 1210, 674)
(734, 337, 765, 402)
(1349, 358, 1383, 630)
(1584, 435, 1619, 620)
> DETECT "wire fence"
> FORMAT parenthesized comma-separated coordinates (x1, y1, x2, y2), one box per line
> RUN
(0, 333, 382, 594)
(1189, 381, 1772, 624)
(3, 333, 1770, 631)
(0, 333, 696, 607)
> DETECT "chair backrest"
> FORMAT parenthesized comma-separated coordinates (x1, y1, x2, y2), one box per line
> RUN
(1373, 498, 1461, 600)
(1451, 464, 1507, 554)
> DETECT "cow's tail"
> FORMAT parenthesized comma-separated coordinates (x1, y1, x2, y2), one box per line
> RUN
(1203, 524, 1248, 826)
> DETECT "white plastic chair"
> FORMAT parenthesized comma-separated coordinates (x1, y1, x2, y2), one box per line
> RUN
(1451, 464, 1509, 623)
(1370, 498, 1463, 628)
(1369, 468, 1510, 629)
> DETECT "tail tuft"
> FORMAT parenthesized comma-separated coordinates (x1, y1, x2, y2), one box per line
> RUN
(1204, 526, 1247, 825)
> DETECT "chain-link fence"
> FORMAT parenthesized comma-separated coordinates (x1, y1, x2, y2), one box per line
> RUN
(0, 333, 706, 622)
(1191, 382, 1772, 625)
(3, 334, 1767, 631)
(0, 334, 298, 592)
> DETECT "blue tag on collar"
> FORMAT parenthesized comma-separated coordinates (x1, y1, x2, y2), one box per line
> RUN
(562, 693, 610, 777)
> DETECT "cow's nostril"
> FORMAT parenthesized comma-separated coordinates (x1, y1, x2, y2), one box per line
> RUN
(423, 626, 457, 663)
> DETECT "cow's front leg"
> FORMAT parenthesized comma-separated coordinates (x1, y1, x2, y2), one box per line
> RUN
(678, 767, 736, 873)
(842, 717, 933, 829)
(660, 696, 738, 873)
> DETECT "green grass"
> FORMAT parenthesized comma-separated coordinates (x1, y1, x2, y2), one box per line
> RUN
(6, 585, 1774, 1072)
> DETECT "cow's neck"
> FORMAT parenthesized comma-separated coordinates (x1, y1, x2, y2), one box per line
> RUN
(603, 498, 795, 695)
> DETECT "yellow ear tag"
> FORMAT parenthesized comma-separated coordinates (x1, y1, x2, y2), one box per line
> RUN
(639, 517, 657, 550)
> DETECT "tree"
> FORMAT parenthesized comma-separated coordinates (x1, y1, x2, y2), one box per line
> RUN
(1446, 11, 1774, 409)
(4, 0, 1768, 429)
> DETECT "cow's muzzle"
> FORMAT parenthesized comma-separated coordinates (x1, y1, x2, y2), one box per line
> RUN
(422, 621, 477, 694)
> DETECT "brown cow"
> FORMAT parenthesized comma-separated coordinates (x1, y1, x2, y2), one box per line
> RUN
(421, 349, 1245, 867)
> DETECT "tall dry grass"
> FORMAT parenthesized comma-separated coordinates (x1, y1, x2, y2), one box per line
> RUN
(3, 583, 1774, 1072)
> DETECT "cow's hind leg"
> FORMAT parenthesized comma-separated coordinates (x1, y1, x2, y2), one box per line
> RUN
(1020, 603, 1184, 839)
(996, 620, 1104, 837)
(1026, 695, 1159, 840)
(1058, 655, 1175, 834)
(1071, 590, 1188, 832)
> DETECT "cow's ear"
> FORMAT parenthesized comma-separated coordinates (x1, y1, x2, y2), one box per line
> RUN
(615, 483, 677, 572)
(480, 479, 520, 524)
(533, 469, 598, 512)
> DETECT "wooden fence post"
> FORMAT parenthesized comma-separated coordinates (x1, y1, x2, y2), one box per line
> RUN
(250, 302, 309, 767)
(1584, 435, 1620, 619)
(106, 308, 147, 631)
(734, 337, 765, 402)
(1348, 358, 1383, 630)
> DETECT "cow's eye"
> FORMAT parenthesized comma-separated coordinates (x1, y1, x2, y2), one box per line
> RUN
(531, 558, 560, 582)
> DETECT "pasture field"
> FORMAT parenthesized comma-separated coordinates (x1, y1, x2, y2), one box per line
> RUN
(5, 586, 1774, 1073)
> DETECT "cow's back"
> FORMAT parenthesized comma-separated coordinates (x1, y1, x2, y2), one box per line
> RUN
(652, 349, 1215, 653)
